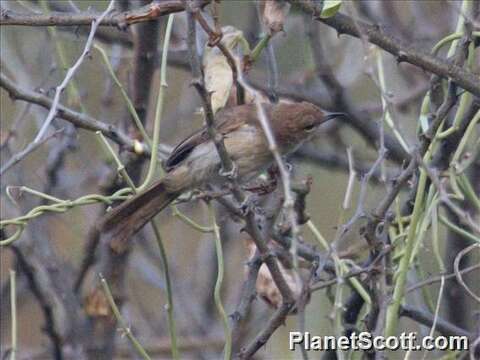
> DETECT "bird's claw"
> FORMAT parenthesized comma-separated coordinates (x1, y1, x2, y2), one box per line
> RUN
(219, 162, 238, 180)
(239, 195, 261, 216)
(240, 196, 266, 217)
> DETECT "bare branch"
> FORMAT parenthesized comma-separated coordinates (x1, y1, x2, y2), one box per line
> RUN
(400, 305, 473, 339)
(0, 74, 148, 155)
(0, 1, 210, 27)
(0, 128, 64, 176)
(293, 1, 480, 97)
(34, 0, 116, 143)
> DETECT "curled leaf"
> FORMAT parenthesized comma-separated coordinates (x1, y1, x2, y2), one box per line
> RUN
(320, 0, 342, 18)
(85, 288, 112, 317)
(203, 26, 245, 114)
(244, 239, 302, 309)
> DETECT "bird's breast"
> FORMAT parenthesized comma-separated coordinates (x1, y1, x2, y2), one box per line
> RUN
(224, 124, 273, 179)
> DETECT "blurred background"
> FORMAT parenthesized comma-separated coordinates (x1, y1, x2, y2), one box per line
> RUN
(1, 1, 479, 359)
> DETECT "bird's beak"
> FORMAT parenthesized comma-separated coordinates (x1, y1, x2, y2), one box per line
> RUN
(323, 112, 347, 122)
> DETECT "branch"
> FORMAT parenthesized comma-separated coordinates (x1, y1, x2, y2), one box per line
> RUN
(0, 0, 210, 27)
(187, 0, 295, 294)
(88, 10, 173, 360)
(238, 302, 292, 359)
(404, 263, 480, 295)
(34, 0, 116, 143)
(400, 305, 473, 339)
(454, 244, 480, 304)
(231, 251, 262, 352)
(10, 246, 63, 359)
(186, 4, 237, 181)
(0, 74, 147, 155)
(0, 128, 64, 176)
(364, 81, 459, 248)
(293, 1, 480, 97)
(294, 145, 393, 184)
(185, 8, 300, 351)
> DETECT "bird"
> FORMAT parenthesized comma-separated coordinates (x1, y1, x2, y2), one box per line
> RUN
(100, 101, 342, 245)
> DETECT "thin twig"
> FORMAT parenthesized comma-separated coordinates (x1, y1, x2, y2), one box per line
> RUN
(0, 73, 151, 156)
(34, 0, 116, 142)
(1, 187, 132, 245)
(400, 305, 472, 338)
(454, 243, 480, 303)
(150, 220, 180, 360)
(0, 128, 64, 175)
(10, 246, 63, 359)
(421, 276, 445, 359)
(235, 56, 302, 291)
(209, 204, 232, 360)
(9, 269, 17, 360)
(293, 1, 480, 96)
(99, 274, 152, 360)
(404, 264, 480, 295)
(239, 301, 292, 359)
(186, 3, 238, 184)
(186, 8, 296, 356)
(137, 14, 174, 192)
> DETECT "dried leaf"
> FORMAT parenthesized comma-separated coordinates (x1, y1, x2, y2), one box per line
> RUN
(244, 239, 302, 309)
(262, 0, 290, 35)
(203, 26, 244, 114)
(85, 288, 112, 318)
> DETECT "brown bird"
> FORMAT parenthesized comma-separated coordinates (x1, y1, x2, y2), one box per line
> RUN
(101, 102, 342, 244)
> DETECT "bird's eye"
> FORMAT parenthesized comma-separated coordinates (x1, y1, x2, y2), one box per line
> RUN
(304, 124, 316, 132)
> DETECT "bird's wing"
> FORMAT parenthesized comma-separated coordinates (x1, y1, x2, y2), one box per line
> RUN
(164, 103, 262, 170)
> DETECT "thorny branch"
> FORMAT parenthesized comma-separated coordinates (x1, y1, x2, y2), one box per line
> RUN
(186, 3, 238, 185)
(293, 0, 480, 97)
(186, 4, 296, 357)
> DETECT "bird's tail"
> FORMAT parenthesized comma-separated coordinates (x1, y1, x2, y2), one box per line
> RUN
(100, 180, 178, 248)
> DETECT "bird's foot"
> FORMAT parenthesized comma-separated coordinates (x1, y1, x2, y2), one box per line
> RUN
(219, 162, 238, 180)
(239, 195, 263, 216)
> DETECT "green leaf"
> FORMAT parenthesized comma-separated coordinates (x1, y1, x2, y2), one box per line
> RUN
(321, 0, 342, 18)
